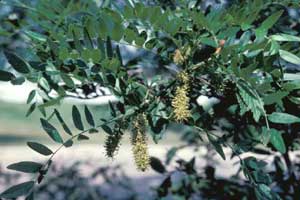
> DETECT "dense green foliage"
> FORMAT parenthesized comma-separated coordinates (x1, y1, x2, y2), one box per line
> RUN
(1, 0, 300, 199)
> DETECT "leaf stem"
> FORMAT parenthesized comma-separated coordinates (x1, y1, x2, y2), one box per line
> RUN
(32, 118, 119, 188)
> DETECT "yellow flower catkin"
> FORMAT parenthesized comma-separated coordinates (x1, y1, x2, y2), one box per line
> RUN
(173, 47, 191, 65)
(131, 113, 150, 171)
(172, 71, 191, 122)
(177, 71, 189, 85)
(173, 49, 185, 65)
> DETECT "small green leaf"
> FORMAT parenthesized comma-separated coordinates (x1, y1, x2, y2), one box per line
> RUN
(200, 37, 218, 48)
(54, 109, 72, 135)
(207, 134, 226, 160)
(11, 76, 25, 85)
(255, 10, 283, 40)
(78, 134, 89, 141)
(24, 30, 47, 42)
(271, 33, 300, 42)
(244, 157, 259, 170)
(0, 181, 34, 198)
(40, 118, 64, 143)
(255, 184, 273, 200)
(270, 40, 280, 55)
(112, 23, 124, 41)
(279, 50, 300, 65)
(84, 106, 95, 127)
(263, 91, 289, 105)
(64, 139, 73, 148)
(237, 80, 265, 122)
(261, 127, 271, 145)
(4, 51, 30, 74)
(39, 97, 63, 109)
(26, 103, 36, 117)
(89, 128, 99, 134)
(7, 161, 43, 173)
(61, 74, 75, 88)
(26, 90, 36, 104)
(166, 147, 178, 165)
(39, 77, 50, 92)
(72, 106, 84, 130)
(150, 157, 166, 174)
(0, 70, 15, 81)
(270, 129, 286, 153)
(27, 142, 53, 156)
(260, 10, 283, 31)
(101, 125, 113, 134)
(268, 112, 300, 124)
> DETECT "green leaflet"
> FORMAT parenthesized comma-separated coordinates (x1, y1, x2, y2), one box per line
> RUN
(236, 80, 265, 122)
(268, 112, 300, 124)
(26, 90, 36, 104)
(255, 10, 283, 40)
(260, 10, 283, 30)
(27, 142, 53, 156)
(271, 33, 300, 42)
(236, 94, 248, 115)
(40, 118, 64, 143)
(72, 106, 84, 131)
(279, 50, 300, 65)
(255, 184, 273, 200)
(24, 30, 47, 42)
(84, 106, 95, 127)
(270, 129, 286, 154)
(207, 133, 226, 160)
(0, 70, 15, 81)
(7, 161, 43, 173)
(150, 157, 166, 174)
(0, 181, 34, 199)
(263, 91, 289, 105)
(26, 103, 36, 117)
(4, 51, 30, 74)
(54, 109, 73, 136)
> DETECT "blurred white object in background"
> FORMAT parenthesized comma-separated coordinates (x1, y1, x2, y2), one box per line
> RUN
(0, 81, 117, 105)
(0, 81, 36, 104)
(196, 95, 220, 112)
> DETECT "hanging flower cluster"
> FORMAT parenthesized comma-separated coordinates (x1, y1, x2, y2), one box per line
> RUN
(172, 71, 191, 122)
(105, 131, 122, 158)
(131, 113, 150, 171)
(173, 47, 191, 65)
(173, 49, 185, 65)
